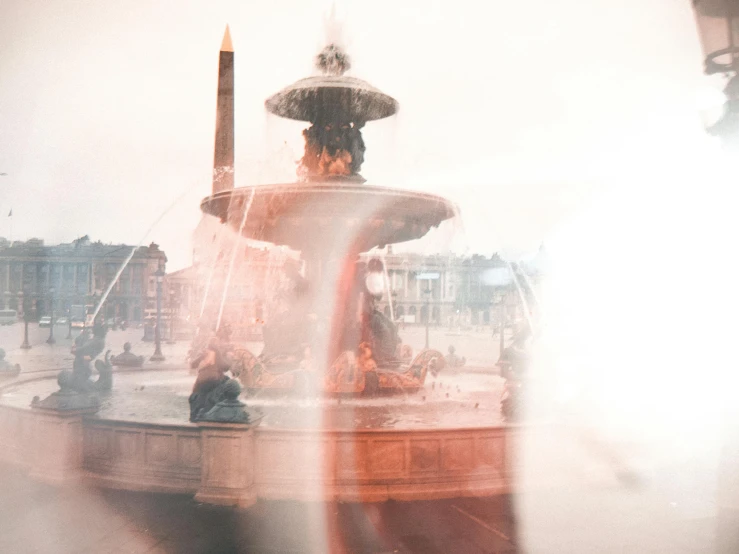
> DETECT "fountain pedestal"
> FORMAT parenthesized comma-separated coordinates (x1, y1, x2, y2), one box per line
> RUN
(195, 421, 259, 507)
(29, 404, 100, 485)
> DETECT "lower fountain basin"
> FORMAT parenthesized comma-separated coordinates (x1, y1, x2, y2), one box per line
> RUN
(0, 368, 513, 503)
(0, 368, 504, 429)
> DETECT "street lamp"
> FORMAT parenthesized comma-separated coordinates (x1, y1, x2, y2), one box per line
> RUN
(692, 1, 739, 141)
(66, 302, 72, 340)
(20, 292, 30, 349)
(424, 284, 431, 349)
(46, 287, 56, 344)
(150, 267, 165, 362)
(166, 288, 176, 345)
(416, 271, 439, 350)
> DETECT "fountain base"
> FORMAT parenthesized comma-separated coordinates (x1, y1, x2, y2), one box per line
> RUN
(0, 368, 512, 503)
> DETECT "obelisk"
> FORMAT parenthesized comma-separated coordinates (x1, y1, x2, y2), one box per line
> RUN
(213, 25, 234, 194)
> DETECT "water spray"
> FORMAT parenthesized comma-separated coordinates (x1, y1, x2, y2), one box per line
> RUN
(92, 181, 202, 321)
(216, 187, 256, 331)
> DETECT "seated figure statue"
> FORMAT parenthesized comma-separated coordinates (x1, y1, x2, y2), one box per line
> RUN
(0, 348, 21, 375)
(189, 337, 234, 421)
(111, 342, 145, 367)
(364, 306, 401, 366)
(445, 345, 466, 368)
(65, 319, 113, 392)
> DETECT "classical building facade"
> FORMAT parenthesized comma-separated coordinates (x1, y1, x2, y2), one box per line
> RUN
(167, 244, 301, 339)
(0, 236, 167, 322)
(169, 244, 538, 336)
(359, 250, 524, 328)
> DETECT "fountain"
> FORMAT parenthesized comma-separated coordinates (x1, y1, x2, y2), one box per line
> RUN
(0, 26, 513, 505)
(200, 42, 454, 395)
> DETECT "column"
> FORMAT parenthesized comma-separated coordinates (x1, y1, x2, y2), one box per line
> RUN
(29, 405, 100, 484)
(404, 271, 408, 298)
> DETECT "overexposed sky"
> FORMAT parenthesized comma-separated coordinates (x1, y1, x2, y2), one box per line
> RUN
(0, 0, 716, 269)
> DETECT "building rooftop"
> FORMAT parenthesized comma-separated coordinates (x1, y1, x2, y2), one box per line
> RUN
(0, 236, 166, 262)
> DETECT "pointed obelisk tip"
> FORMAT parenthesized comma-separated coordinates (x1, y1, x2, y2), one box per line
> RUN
(221, 25, 233, 52)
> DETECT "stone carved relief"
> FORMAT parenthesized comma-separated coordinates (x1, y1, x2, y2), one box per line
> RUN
(86, 428, 112, 458)
(410, 440, 440, 472)
(443, 438, 474, 471)
(476, 436, 503, 469)
(115, 431, 140, 462)
(178, 436, 202, 467)
(146, 433, 174, 464)
(369, 440, 405, 474)
(336, 439, 369, 477)
(205, 436, 237, 485)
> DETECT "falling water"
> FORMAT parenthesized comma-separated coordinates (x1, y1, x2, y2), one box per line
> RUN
(516, 262, 541, 308)
(92, 245, 138, 321)
(216, 188, 256, 330)
(380, 250, 395, 322)
(198, 229, 227, 319)
(506, 261, 535, 334)
(92, 181, 201, 321)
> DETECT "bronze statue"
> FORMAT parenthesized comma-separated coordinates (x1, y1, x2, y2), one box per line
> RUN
(445, 345, 466, 368)
(66, 318, 113, 392)
(189, 337, 236, 421)
(0, 348, 20, 376)
(111, 342, 145, 367)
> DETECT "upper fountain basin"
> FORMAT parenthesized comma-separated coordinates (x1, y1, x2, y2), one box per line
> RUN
(200, 181, 457, 253)
(265, 75, 399, 122)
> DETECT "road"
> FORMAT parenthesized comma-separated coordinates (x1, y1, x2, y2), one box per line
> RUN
(0, 322, 506, 374)
(0, 464, 518, 553)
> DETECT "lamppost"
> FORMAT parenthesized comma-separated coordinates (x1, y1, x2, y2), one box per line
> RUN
(416, 271, 439, 350)
(46, 287, 56, 344)
(692, 1, 739, 142)
(20, 292, 30, 349)
(150, 267, 165, 362)
(498, 293, 506, 355)
(424, 284, 431, 349)
(690, 6, 739, 549)
(66, 302, 72, 340)
(166, 287, 176, 345)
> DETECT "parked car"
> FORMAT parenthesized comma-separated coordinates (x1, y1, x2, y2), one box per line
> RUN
(39, 316, 52, 328)
(55, 317, 68, 326)
(0, 309, 17, 326)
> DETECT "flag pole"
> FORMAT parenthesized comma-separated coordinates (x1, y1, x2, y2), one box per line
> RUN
(8, 209, 13, 246)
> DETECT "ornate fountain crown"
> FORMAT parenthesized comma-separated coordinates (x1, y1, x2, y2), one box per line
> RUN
(316, 44, 351, 76)
(264, 44, 398, 124)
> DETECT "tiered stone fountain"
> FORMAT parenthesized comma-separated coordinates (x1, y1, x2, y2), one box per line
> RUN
(0, 32, 512, 506)
(201, 43, 454, 396)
